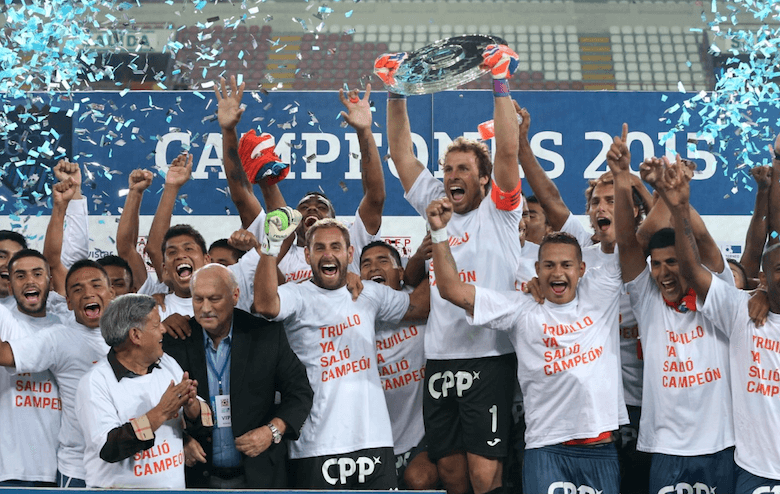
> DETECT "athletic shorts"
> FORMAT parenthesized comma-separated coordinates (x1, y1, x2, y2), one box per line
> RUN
(649, 447, 735, 494)
(523, 443, 620, 494)
(395, 435, 428, 486)
(290, 446, 396, 490)
(735, 464, 780, 494)
(423, 354, 516, 461)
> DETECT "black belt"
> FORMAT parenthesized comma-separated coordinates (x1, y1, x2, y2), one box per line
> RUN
(210, 466, 245, 480)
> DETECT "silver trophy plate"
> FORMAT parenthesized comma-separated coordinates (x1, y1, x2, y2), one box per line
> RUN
(384, 34, 507, 95)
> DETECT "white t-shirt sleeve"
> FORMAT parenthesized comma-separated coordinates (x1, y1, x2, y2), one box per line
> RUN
(625, 266, 655, 319)
(580, 253, 622, 295)
(246, 209, 267, 246)
(274, 283, 304, 322)
(137, 274, 169, 296)
(361, 282, 410, 325)
(403, 169, 445, 220)
(560, 213, 595, 248)
(471, 286, 530, 333)
(76, 367, 123, 454)
(348, 208, 382, 275)
(61, 198, 89, 269)
(699, 275, 750, 340)
(9, 328, 59, 374)
(709, 250, 736, 287)
(229, 248, 261, 312)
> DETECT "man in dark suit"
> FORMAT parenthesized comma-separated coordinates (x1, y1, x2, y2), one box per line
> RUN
(163, 263, 312, 488)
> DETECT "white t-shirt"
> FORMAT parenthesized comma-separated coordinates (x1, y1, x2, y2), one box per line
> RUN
(273, 280, 409, 458)
(158, 293, 194, 320)
(405, 170, 522, 359)
(77, 353, 186, 489)
(279, 210, 379, 284)
(521, 241, 540, 260)
(375, 286, 426, 455)
(627, 266, 734, 455)
(62, 197, 90, 269)
(700, 277, 780, 479)
(561, 214, 642, 407)
(137, 273, 169, 296)
(9, 321, 110, 479)
(0, 306, 62, 483)
(473, 256, 626, 448)
(76, 354, 184, 489)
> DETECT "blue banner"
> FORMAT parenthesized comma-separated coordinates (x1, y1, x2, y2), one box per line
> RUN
(0, 90, 768, 218)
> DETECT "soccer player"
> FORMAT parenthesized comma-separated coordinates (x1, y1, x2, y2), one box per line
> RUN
(382, 44, 523, 494)
(254, 211, 428, 489)
(0, 259, 116, 486)
(359, 240, 436, 489)
(661, 137, 780, 493)
(427, 196, 625, 494)
(607, 128, 735, 494)
(0, 250, 64, 486)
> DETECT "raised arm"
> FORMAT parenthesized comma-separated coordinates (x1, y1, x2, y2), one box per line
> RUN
(640, 157, 724, 274)
(253, 208, 301, 318)
(215, 76, 264, 228)
(44, 178, 78, 296)
(53, 160, 88, 268)
(606, 124, 646, 282)
(147, 153, 193, 279)
(741, 166, 770, 281)
(427, 198, 475, 315)
(340, 84, 384, 235)
(655, 158, 713, 298)
(515, 104, 570, 230)
(386, 94, 425, 193)
(491, 85, 520, 193)
(117, 169, 154, 291)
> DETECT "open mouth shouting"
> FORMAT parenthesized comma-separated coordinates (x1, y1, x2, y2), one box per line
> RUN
(596, 217, 611, 232)
(550, 280, 568, 296)
(22, 288, 41, 305)
(370, 274, 386, 285)
(449, 185, 466, 203)
(320, 261, 338, 278)
(0, 271, 9, 281)
(304, 215, 320, 228)
(83, 302, 101, 320)
(175, 263, 193, 281)
(659, 278, 679, 299)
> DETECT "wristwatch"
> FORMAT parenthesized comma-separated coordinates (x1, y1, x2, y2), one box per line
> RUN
(267, 423, 282, 444)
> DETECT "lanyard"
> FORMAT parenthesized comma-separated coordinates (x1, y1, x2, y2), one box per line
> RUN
(206, 338, 231, 395)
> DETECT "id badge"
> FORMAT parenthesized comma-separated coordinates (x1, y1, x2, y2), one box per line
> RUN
(211, 394, 232, 428)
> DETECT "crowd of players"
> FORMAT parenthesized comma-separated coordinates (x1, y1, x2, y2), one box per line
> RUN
(0, 43, 777, 494)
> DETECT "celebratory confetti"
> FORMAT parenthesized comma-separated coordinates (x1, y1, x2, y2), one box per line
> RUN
(663, 0, 780, 195)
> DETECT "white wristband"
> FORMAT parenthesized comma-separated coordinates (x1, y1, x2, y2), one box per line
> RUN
(430, 227, 448, 244)
(262, 237, 282, 257)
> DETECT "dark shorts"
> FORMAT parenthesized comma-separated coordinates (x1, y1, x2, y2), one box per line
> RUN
(649, 447, 735, 494)
(395, 435, 428, 487)
(523, 443, 620, 494)
(423, 354, 516, 461)
(290, 447, 396, 490)
(735, 464, 780, 494)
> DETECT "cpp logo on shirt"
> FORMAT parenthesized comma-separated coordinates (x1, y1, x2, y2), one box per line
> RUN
(548, 482, 602, 494)
(658, 483, 716, 494)
(321, 456, 381, 485)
